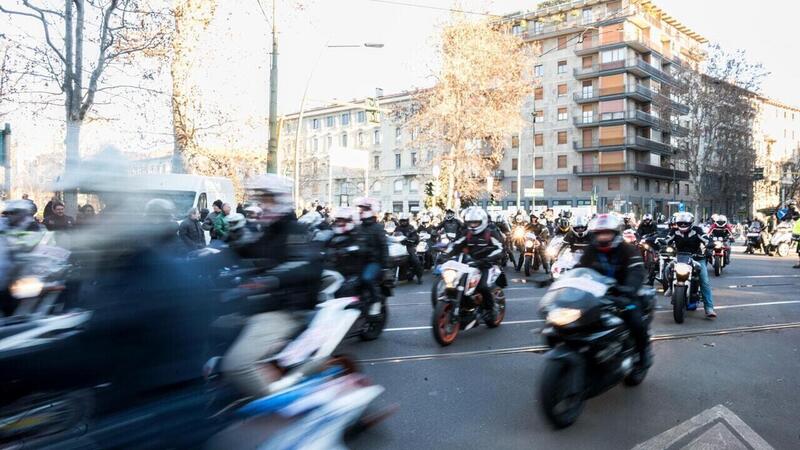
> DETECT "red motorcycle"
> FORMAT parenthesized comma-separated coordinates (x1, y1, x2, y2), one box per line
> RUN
(708, 236, 731, 277)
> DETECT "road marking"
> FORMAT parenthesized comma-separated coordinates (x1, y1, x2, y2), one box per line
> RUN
(714, 300, 800, 310)
(632, 404, 774, 450)
(735, 274, 800, 279)
(384, 318, 544, 332)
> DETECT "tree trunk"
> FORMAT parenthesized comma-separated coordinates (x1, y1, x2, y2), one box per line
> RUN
(63, 119, 81, 213)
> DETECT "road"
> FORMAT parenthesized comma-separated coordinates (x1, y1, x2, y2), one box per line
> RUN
(345, 249, 800, 449)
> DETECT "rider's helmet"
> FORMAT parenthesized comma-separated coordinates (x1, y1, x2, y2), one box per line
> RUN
(244, 174, 293, 227)
(622, 213, 634, 225)
(622, 228, 637, 243)
(787, 200, 797, 208)
(641, 213, 653, 225)
(419, 214, 431, 225)
(243, 204, 262, 220)
(444, 209, 456, 221)
(144, 198, 175, 223)
(589, 213, 622, 253)
(2, 200, 36, 229)
(556, 217, 571, 234)
(333, 207, 358, 235)
(463, 207, 488, 234)
(715, 215, 728, 228)
(675, 212, 694, 234)
(529, 212, 539, 223)
(398, 212, 411, 227)
(355, 197, 380, 221)
(572, 215, 589, 238)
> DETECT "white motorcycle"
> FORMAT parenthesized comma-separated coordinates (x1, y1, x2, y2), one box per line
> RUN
(550, 248, 582, 280)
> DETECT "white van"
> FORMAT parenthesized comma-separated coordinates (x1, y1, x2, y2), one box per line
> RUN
(130, 174, 235, 214)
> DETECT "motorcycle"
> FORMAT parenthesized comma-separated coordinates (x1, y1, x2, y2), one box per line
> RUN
(416, 231, 432, 270)
(768, 221, 794, 257)
(522, 232, 550, 277)
(431, 254, 507, 346)
(550, 248, 582, 280)
(544, 235, 565, 269)
(744, 224, 764, 254)
(320, 268, 388, 342)
(538, 269, 654, 428)
(708, 236, 730, 276)
(669, 253, 706, 323)
(654, 240, 676, 292)
(385, 222, 413, 284)
(638, 233, 660, 286)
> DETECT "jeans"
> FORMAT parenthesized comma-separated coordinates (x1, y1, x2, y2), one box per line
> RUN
(407, 247, 423, 279)
(361, 263, 382, 305)
(696, 260, 714, 309)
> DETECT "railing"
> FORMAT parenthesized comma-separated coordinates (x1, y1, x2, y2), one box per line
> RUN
(573, 162, 689, 180)
(573, 109, 663, 127)
(574, 136, 638, 150)
(634, 136, 673, 154)
(573, 84, 653, 102)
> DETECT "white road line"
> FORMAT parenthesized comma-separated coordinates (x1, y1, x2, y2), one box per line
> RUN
(735, 274, 800, 279)
(713, 300, 800, 310)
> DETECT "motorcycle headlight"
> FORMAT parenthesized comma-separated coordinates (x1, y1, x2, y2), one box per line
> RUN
(10, 277, 44, 299)
(525, 240, 534, 249)
(440, 237, 450, 245)
(442, 269, 460, 288)
(513, 229, 524, 239)
(547, 308, 581, 326)
(674, 263, 691, 281)
(665, 246, 675, 255)
(714, 241, 723, 249)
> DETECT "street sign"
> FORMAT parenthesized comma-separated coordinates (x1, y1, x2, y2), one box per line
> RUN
(524, 188, 544, 198)
(365, 97, 380, 124)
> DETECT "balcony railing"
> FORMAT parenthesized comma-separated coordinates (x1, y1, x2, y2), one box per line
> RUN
(573, 109, 668, 128)
(573, 84, 652, 103)
(573, 135, 674, 155)
(634, 136, 674, 154)
(573, 58, 681, 87)
(573, 162, 689, 180)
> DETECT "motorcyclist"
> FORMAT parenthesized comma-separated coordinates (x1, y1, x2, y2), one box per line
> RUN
(515, 213, 549, 271)
(563, 215, 591, 253)
(222, 174, 322, 398)
(785, 200, 800, 222)
(417, 214, 438, 238)
(792, 218, 800, 269)
(576, 213, 651, 371)
(622, 213, 637, 230)
(325, 207, 367, 283)
(553, 216, 571, 237)
(707, 214, 734, 263)
(636, 214, 658, 237)
(395, 212, 424, 284)
(749, 215, 770, 255)
(355, 197, 388, 305)
(664, 212, 716, 318)
(448, 207, 504, 321)
(1, 200, 41, 232)
(494, 213, 516, 267)
(437, 208, 464, 238)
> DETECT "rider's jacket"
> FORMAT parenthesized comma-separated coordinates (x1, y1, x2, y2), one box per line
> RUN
(449, 228, 504, 264)
(636, 222, 658, 237)
(438, 218, 464, 237)
(563, 230, 592, 252)
(707, 223, 733, 239)
(665, 226, 709, 254)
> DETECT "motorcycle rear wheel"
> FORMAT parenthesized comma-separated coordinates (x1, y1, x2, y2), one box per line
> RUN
(672, 287, 686, 324)
(777, 242, 789, 257)
(432, 301, 459, 346)
(540, 358, 585, 429)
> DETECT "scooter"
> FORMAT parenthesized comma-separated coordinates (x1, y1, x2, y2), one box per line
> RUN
(320, 269, 389, 342)
(768, 222, 794, 257)
(416, 231, 432, 270)
(745, 224, 764, 254)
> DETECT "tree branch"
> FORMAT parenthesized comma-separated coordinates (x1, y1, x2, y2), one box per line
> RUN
(0, 2, 68, 64)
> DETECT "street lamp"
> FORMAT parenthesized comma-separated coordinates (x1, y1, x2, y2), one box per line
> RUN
(292, 42, 384, 208)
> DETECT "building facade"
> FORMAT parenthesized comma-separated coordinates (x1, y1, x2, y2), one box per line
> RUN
(752, 98, 800, 214)
(499, 0, 706, 216)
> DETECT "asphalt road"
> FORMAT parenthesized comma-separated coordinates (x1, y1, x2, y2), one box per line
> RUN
(346, 249, 800, 450)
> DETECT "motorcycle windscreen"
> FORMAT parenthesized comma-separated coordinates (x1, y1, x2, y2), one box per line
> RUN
(539, 268, 613, 315)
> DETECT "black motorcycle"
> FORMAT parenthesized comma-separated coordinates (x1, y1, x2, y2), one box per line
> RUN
(638, 233, 660, 286)
(669, 253, 706, 324)
(538, 269, 654, 428)
(744, 224, 764, 254)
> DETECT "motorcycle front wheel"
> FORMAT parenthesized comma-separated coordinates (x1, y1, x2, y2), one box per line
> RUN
(540, 357, 585, 429)
(360, 299, 388, 341)
(713, 256, 722, 277)
(777, 242, 789, 257)
(432, 301, 460, 346)
(672, 286, 686, 324)
(524, 255, 532, 277)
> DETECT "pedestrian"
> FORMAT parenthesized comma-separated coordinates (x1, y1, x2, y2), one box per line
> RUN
(44, 202, 75, 231)
(76, 204, 96, 227)
(43, 195, 59, 222)
(178, 207, 206, 251)
(213, 203, 231, 240)
(21, 193, 38, 217)
(203, 199, 223, 239)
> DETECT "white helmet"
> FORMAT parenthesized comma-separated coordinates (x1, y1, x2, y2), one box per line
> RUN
(463, 207, 488, 234)
(675, 212, 694, 233)
(225, 212, 246, 231)
(572, 215, 589, 237)
(355, 197, 380, 220)
(642, 213, 653, 223)
(333, 207, 359, 234)
(420, 214, 431, 225)
(397, 212, 411, 225)
(244, 174, 293, 226)
(715, 215, 728, 227)
(243, 204, 263, 220)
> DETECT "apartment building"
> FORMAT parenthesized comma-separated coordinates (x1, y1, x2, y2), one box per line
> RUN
(280, 91, 436, 213)
(752, 98, 800, 214)
(500, 0, 706, 215)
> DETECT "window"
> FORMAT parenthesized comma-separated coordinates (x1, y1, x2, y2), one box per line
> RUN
(534, 110, 544, 123)
(535, 134, 543, 147)
(392, 201, 403, 213)
(633, 177, 639, 191)
(326, 116, 335, 127)
(581, 80, 593, 98)
(557, 179, 568, 192)
(684, 184, 690, 195)
(600, 48, 625, 64)
(372, 181, 381, 193)
(535, 180, 544, 189)
(557, 155, 567, 168)
(409, 179, 419, 192)
(512, 158, 518, 171)
(557, 60, 567, 74)
(534, 87, 543, 100)
(395, 153, 401, 169)
(341, 133, 348, 147)
(374, 129, 381, 145)
(373, 155, 380, 170)
(557, 131, 567, 145)
(511, 180, 518, 194)
(582, 56, 593, 69)
(558, 107, 568, 121)
(511, 24, 521, 35)
(557, 36, 567, 50)
(582, 8, 592, 23)
(534, 65, 543, 77)
(582, 105, 594, 123)
(581, 177, 593, 192)
(655, 181, 661, 193)
(393, 179, 403, 193)
(607, 176, 620, 191)
(557, 84, 568, 97)
(312, 137, 319, 152)
(599, 100, 624, 120)
(312, 118, 320, 130)
(326, 135, 333, 148)
(198, 193, 208, 211)
(395, 127, 402, 140)
(645, 179, 650, 192)
(357, 111, 366, 123)
(358, 132, 364, 147)
(533, 20, 543, 33)
(665, 181, 670, 194)
(599, 125, 624, 145)
(411, 152, 417, 166)
(511, 134, 519, 148)
(341, 112, 351, 126)
(607, 1, 622, 14)
(535, 157, 543, 169)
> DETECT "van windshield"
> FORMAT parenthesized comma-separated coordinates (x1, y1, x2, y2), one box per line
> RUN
(127, 190, 196, 216)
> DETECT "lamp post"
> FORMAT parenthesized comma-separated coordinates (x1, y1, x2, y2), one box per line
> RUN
(292, 42, 384, 208)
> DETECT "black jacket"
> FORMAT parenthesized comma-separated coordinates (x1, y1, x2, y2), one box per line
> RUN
(637, 222, 658, 237)
(44, 214, 75, 231)
(324, 232, 365, 278)
(665, 226, 708, 254)
(450, 228, 504, 264)
(563, 230, 592, 252)
(577, 241, 644, 297)
(178, 218, 206, 251)
(525, 222, 550, 241)
(358, 217, 388, 268)
(438, 218, 463, 237)
(395, 223, 419, 248)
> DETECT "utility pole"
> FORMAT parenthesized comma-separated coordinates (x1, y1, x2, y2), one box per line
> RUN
(266, 0, 279, 173)
(1, 124, 10, 199)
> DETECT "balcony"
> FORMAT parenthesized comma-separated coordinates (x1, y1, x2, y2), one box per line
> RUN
(573, 162, 690, 180)
(573, 84, 652, 104)
(573, 136, 675, 155)
(573, 109, 672, 130)
(573, 58, 681, 87)
(574, 32, 658, 57)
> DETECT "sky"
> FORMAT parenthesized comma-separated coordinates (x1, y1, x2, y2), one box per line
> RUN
(2, 0, 800, 161)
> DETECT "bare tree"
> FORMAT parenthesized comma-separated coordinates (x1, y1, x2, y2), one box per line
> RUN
(675, 43, 767, 218)
(400, 15, 534, 209)
(0, 0, 170, 210)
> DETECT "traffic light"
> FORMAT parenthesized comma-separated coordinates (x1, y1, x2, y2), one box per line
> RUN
(425, 181, 434, 197)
